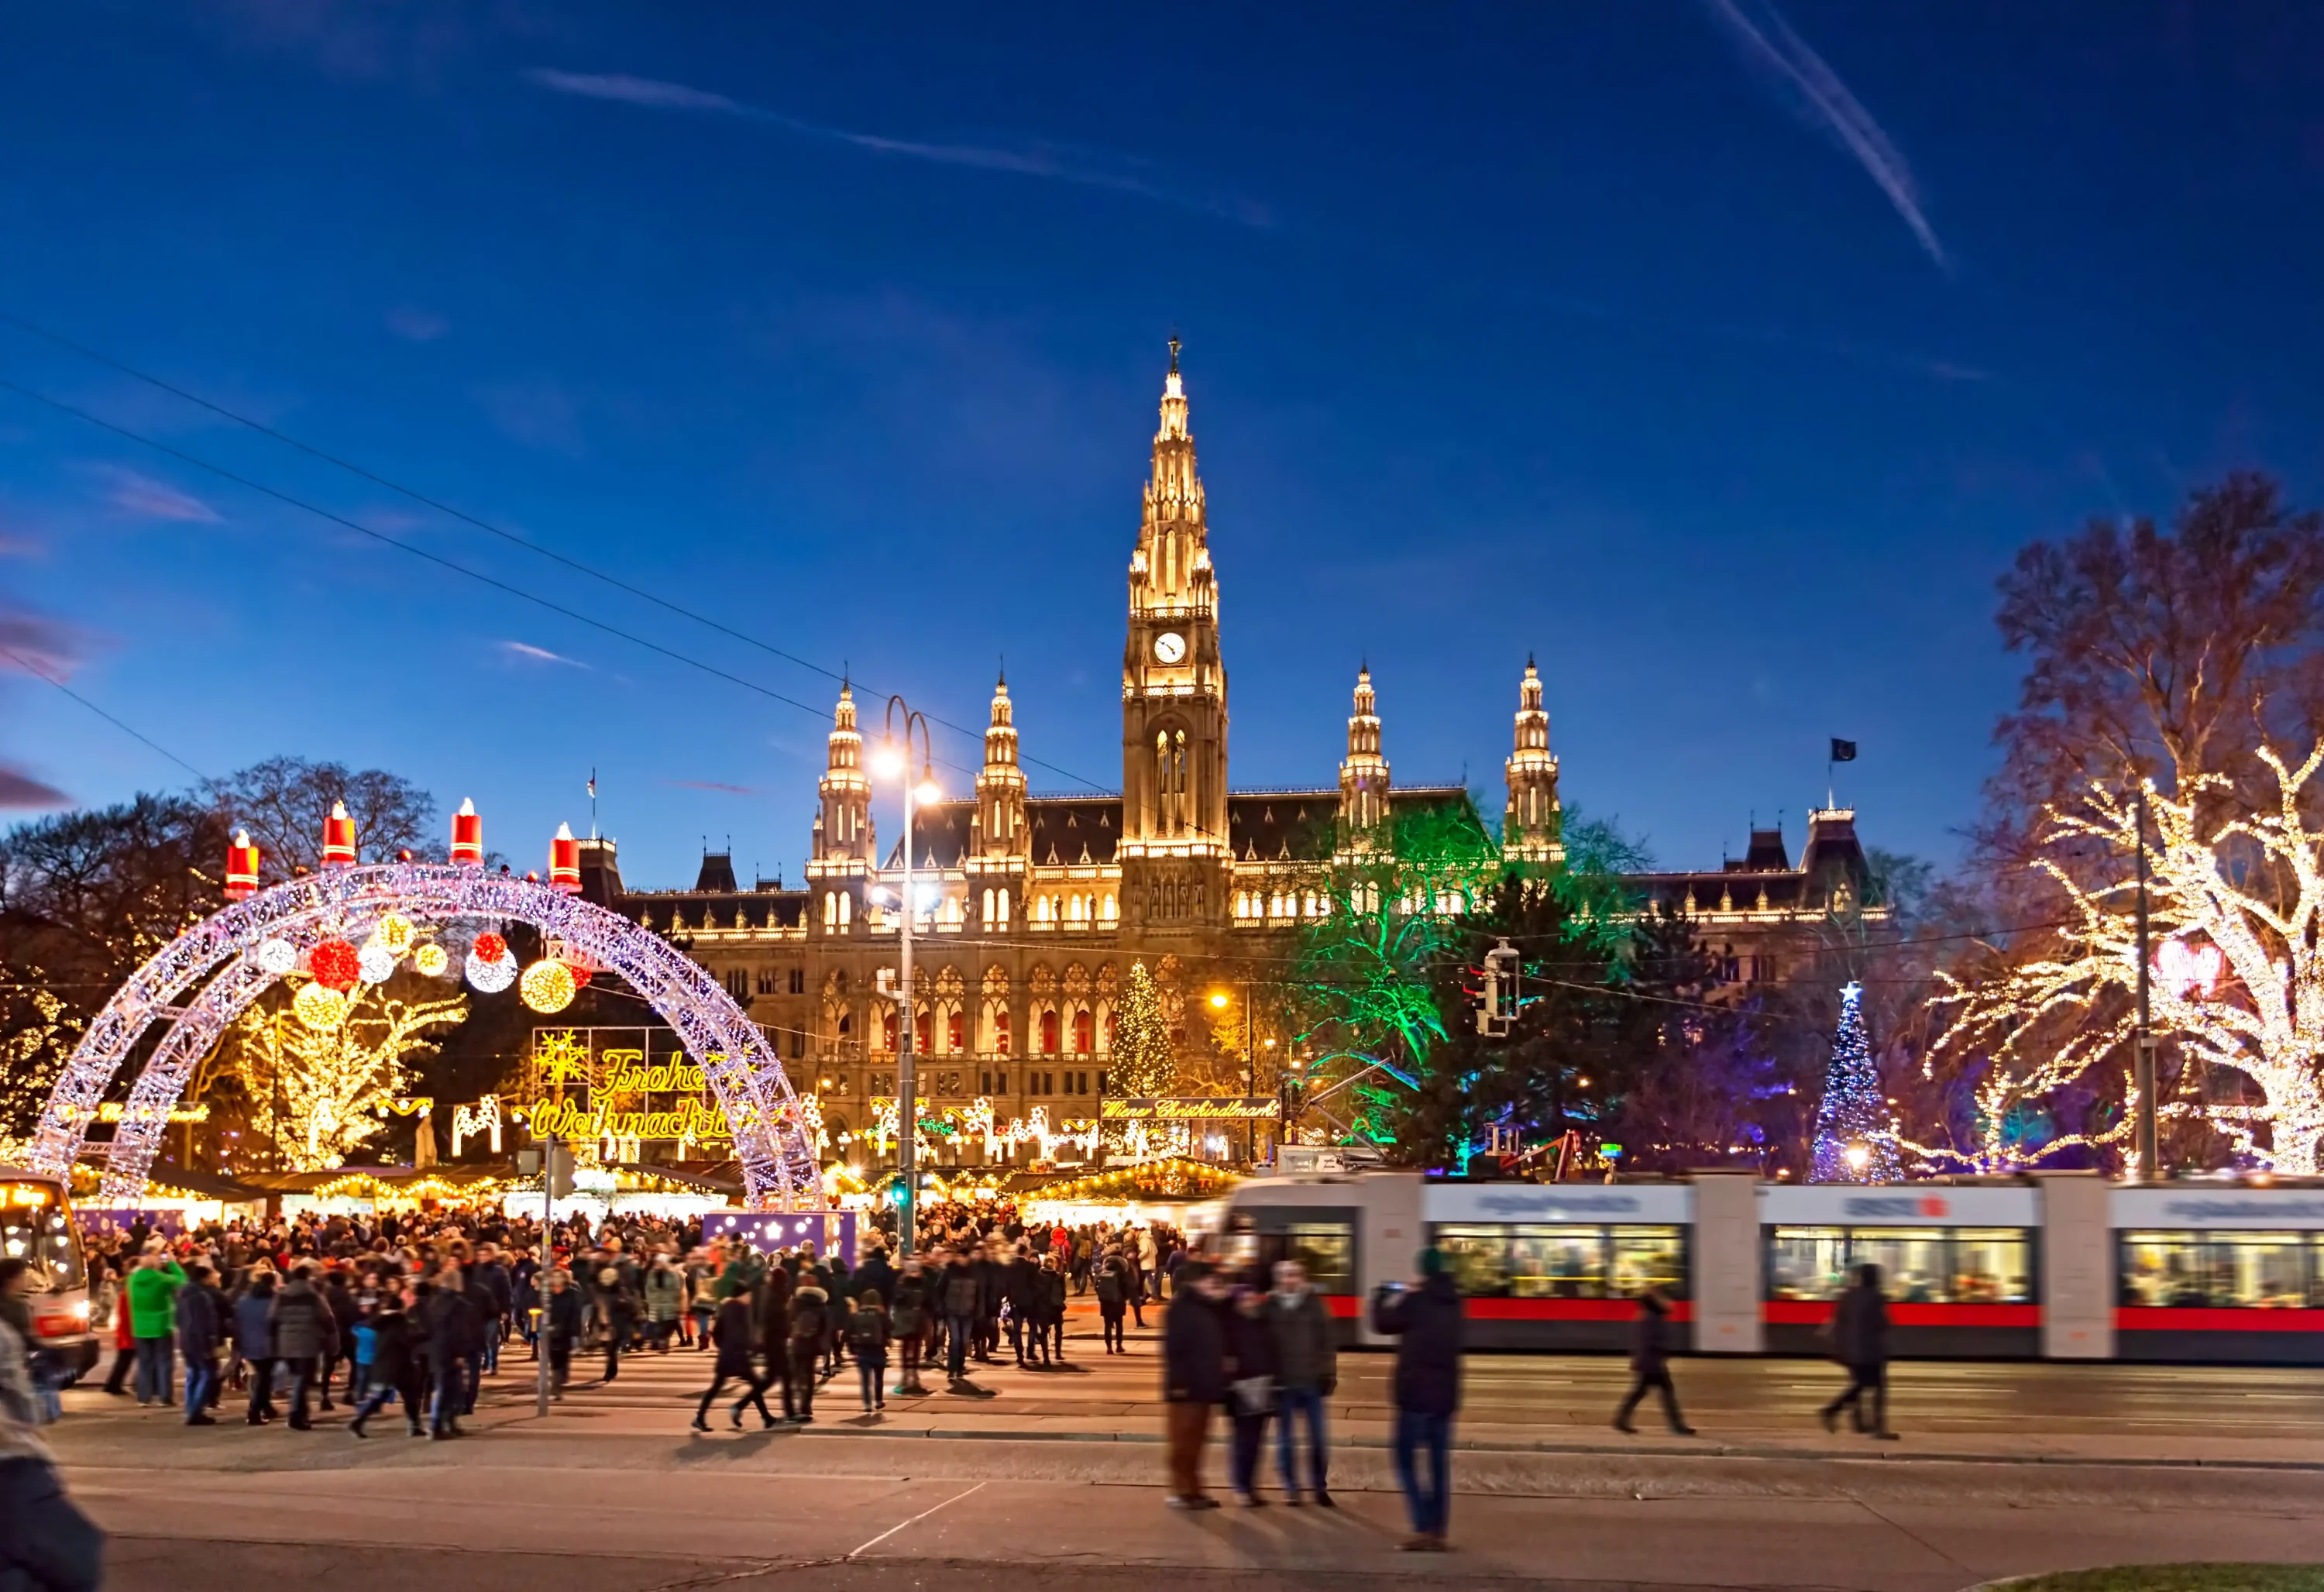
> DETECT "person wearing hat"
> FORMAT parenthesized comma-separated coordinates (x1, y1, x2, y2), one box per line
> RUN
(1370, 1246, 1464, 1552)
(1161, 1260, 1232, 1511)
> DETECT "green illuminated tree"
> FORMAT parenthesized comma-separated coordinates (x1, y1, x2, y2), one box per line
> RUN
(1108, 961, 1176, 1097)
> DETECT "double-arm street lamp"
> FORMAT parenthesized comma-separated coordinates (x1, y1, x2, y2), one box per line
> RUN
(872, 696, 940, 1255)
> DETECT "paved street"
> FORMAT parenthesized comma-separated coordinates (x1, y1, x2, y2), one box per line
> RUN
(48, 1305, 2324, 1592)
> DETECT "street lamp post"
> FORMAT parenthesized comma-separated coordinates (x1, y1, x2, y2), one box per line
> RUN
(1210, 982, 1255, 1164)
(876, 698, 940, 1257)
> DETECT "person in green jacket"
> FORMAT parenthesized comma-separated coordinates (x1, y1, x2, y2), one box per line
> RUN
(125, 1252, 186, 1405)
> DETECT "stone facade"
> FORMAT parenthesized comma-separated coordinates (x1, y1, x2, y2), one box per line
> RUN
(578, 346, 1882, 1157)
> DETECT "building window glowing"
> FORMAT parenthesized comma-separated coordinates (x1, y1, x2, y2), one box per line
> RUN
(1040, 1009, 1060, 1054)
(1073, 1009, 1094, 1054)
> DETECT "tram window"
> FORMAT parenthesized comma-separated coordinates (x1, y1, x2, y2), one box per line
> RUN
(1508, 1226, 1606, 1298)
(2123, 1231, 2309, 1308)
(1948, 1229, 2033, 1303)
(1608, 1227, 1687, 1300)
(1436, 1226, 1514, 1297)
(1767, 1226, 1848, 1300)
(1284, 1223, 1355, 1295)
(2313, 1237, 2324, 1308)
(1846, 1229, 1951, 1304)
(2119, 1233, 2209, 1307)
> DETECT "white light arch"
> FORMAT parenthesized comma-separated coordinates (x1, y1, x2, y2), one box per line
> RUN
(30, 864, 817, 1207)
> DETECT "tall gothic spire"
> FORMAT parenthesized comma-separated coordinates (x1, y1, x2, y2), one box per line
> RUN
(814, 683, 872, 862)
(1504, 658, 1562, 865)
(977, 674, 1027, 858)
(1339, 664, 1391, 849)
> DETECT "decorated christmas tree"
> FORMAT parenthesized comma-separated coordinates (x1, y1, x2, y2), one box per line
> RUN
(1108, 961, 1177, 1097)
(1810, 981, 1898, 1182)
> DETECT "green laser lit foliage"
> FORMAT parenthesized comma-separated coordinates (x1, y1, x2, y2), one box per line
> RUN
(1285, 799, 1651, 1150)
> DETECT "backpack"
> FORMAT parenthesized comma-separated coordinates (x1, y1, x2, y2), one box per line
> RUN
(1094, 1267, 1125, 1307)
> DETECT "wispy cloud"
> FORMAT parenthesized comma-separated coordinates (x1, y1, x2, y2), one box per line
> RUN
(1702, 0, 1948, 272)
(94, 465, 223, 523)
(0, 607, 91, 680)
(0, 534, 39, 559)
(476, 379, 583, 455)
(386, 304, 450, 342)
(0, 765, 68, 810)
(662, 778, 759, 796)
(501, 640, 590, 669)
(524, 68, 1270, 228)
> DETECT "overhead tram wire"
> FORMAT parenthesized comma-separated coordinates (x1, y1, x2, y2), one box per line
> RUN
(0, 639, 211, 783)
(0, 375, 1010, 777)
(0, 310, 1110, 794)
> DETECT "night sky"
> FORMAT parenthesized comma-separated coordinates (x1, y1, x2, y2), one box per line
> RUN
(3, 2, 2319, 887)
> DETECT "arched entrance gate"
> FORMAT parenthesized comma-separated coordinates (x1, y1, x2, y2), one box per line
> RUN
(29, 863, 818, 1207)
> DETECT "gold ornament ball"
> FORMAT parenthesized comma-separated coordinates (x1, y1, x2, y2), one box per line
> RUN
(520, 958, 577, 1015)
(413, 943, 450, 978)
(376, 913, 417, 954)
(294, 982, 349, 1031)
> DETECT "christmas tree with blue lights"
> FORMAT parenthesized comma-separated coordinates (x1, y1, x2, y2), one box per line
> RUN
(1811, 982, 1899, 1182)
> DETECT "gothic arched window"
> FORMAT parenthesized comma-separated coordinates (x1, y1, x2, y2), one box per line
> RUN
(1073, 1009, 1094, 1055)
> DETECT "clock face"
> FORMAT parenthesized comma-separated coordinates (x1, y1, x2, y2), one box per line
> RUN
(1153, 631, 1188, 665)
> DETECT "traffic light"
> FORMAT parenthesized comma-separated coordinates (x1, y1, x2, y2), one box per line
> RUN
(1471, 937, 1519, 1036)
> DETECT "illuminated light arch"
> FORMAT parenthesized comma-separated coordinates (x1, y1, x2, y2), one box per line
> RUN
(31, 864, 817, 1206)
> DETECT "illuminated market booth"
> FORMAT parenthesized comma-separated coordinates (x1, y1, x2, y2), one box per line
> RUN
(1015, 1155, 1243, 1229)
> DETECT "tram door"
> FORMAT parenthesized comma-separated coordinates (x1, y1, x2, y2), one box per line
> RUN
(1222, 1205, 1364, 1341)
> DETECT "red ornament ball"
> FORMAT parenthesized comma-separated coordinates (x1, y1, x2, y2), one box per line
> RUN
(308, 940, 361, 992)
(566, 961, 592, 989)
(472, 931, 509, 965)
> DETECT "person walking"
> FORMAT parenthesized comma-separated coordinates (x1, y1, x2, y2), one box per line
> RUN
(1371, 1248, 1463, 1552)
(889, 1257, 930, 1395)
(125, 1250, 185, 1407)
(347, 1291, 424, 1439)
(1225, 1287, 1278, 1506)
(420, 1277, 475, 1439)
(173, 1263, 225, 1427)
(1161, 1261, 1229, 1511)
(1612, 1287, 1694, 1436)
(1095, 1249, 1130, 1354)
(541, 1271, 581, 1396)
(270, 1262, 335, 1430)
(692, 1290, 771, 1431)
(787, 1271, 830, 1423)
(233, 1269, 280, 1425)
(596, 1263, 638, 1384)
(847, 1291, 891, 1413)
(1033, 1253, 1067, 1365)
(0, 1287, 105, 1592)
(645, 1254, 685, 1353)
(1266, 1259, 1335, 1505)
(751, 1263, 796, 1423)
(1818, 1263, 1896, 1439)
(940, 1250, 978, 1384)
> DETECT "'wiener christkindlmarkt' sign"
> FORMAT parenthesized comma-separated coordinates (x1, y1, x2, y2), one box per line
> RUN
(1100, 1096, 1276, 1121)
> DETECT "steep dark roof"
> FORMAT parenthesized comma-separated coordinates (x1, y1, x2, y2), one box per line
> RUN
(694, 852, 738, 892)
(1738, 827, 1790, 872)
(1027, 798, 1119, 866)
(1229, 790, 1337, 862)
(622, 890, 810, 934)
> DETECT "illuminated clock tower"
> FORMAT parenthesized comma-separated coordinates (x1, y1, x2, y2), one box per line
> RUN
(1119, 337, 1229, 931)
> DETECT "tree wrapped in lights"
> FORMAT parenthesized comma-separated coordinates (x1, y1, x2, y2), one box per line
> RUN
(234, 978, 466, 1171)
(1936, 747, 2324, 1174)
(1811, 982, 1896, 1181)
(1109, 961, 1177, 1097)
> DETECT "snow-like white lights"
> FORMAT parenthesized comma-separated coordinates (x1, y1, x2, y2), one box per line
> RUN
(358, 944, 397, 985)
(256, 938, 297, 976)
(466, 949, 517, 993)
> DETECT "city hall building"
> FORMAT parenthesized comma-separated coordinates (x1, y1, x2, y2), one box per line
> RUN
(575, 346, 1879, 1149)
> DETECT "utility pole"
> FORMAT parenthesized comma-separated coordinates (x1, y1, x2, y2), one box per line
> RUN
(2133, 785, 2159, 1182)
(536, 1131, 555, 1418)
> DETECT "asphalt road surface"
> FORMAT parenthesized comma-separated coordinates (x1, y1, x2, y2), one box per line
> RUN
(46, 1308, 2324, 1591)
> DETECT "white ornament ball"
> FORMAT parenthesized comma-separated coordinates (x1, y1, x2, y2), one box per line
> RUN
(358, 944, 397, 985)
(256, 938, 297, 976)
(466, 949, 517, 993)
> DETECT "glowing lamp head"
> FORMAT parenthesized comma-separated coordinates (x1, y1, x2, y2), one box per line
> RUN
(872, 741, 905, 779)
(321, 800, 356, 868)
(451, 797, 483, 866)
(224, 829, 260, 902)
(1844, 1143, 1872, 1173)
(915, 777, 943, 808)
(1209, 992, 1230, 1009)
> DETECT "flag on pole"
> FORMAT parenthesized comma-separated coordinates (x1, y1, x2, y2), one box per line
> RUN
(1829, 738, 1858, 763)
(586, 772, 597, 799)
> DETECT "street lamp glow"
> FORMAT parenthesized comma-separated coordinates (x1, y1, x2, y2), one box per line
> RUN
(915, 777, 943, 807)
(1209, 992, 1231, 1009)
(872, 741, 906, 779)
(1844, 1142, 1872, 1173)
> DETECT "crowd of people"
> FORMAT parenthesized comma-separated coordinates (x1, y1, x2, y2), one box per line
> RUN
(60, 1202, 1195, 1438)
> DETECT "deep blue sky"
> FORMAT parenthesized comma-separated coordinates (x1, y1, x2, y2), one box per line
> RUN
(3, 2, 2320, 888)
